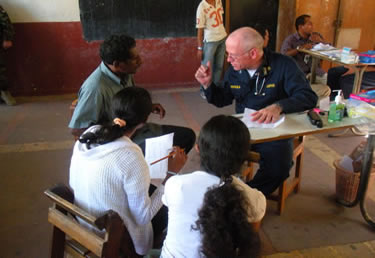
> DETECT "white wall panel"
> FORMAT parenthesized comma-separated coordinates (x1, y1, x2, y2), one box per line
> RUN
(2, 0, 80, 22)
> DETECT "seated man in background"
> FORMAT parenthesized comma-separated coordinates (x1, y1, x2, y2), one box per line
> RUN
(69, 35, 196, 154)
(281, 14, 331, 100)
(195, 27, 318, 195)
(327, 66, 375, 99)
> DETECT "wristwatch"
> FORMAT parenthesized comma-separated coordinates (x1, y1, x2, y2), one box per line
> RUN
(197, 46, 203, 51)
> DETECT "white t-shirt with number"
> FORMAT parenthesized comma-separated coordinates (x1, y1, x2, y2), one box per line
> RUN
(196, 0, 227, 42)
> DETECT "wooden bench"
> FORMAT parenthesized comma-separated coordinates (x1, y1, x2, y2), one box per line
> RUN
(243, 136, 305, 215)
(45, 184, 141, 258)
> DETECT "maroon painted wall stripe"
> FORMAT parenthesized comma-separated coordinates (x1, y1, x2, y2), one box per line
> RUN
(6, 22, 200, 96)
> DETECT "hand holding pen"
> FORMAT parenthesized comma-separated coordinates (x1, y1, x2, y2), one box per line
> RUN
(153, 146, 186, 184)
(150, 146, 187, 180)
(168, 146, 187, 173)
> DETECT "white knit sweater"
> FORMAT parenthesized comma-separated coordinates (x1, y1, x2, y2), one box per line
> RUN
(69, 126, 164, 255)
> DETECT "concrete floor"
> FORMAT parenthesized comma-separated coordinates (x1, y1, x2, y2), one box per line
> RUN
(1, 88, 375, 257)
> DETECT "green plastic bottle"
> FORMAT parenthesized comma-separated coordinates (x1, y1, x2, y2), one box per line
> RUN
(328, 102, 337, 123)
(328, 90, 345, 123)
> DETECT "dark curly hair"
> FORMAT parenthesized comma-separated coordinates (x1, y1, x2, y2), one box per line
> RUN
(196, 182, 261, 257)
(198, 115, 250, 177)
(194, 115, 260, 257)
(79, 87, 152, 148)
(99, 34, 136, 65)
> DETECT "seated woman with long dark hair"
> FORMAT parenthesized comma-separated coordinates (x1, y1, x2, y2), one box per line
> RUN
(161, 115, 266, 258)
(69, 87, 186, 256)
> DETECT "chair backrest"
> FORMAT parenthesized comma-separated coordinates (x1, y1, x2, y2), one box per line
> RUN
(242, 151, 261, 182)
(45, 184, 140, 258)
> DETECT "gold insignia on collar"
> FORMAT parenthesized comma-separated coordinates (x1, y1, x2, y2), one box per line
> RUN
(266, 83, 275, 88)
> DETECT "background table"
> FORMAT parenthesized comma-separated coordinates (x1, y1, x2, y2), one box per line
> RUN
(298, 48, 375, 94)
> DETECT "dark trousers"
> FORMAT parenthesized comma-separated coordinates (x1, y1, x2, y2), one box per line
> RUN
(149, 184, 168, 247)
(327, 66, 349, 99)
(247, 138, 294, 195)
(327, 66, 375, 99)
(132, 123, 196, 155)
(0, 50, 8, 91)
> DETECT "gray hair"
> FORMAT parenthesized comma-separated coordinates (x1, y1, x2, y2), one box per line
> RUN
(231, 27, 264, 52)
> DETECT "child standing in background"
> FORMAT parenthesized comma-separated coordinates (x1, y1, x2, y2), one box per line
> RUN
(196, 0, 227, 98)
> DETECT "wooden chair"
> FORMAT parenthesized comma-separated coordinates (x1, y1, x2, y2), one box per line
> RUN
(243, 136, 305, 215)
(45, 184, 141, 258)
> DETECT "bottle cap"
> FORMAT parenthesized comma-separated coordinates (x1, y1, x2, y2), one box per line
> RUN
(333, 90, 343, 104)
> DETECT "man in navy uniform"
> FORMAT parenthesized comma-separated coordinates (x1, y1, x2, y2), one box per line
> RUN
(195, 27, 317, 195)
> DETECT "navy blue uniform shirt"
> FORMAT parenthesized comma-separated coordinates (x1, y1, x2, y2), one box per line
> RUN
(204, 49, 318, 114)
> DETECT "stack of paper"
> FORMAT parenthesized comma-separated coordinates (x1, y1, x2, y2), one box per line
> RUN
(312, 43, 336, 51)
(145, 133, 174, 179)
(318, 49, 342, 59)
(241, 108, 285, 128)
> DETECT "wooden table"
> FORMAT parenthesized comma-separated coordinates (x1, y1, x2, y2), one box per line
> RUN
(235, 112, 363, 214)
(298, 48, 375, 94)
(234, 112, 361, 144)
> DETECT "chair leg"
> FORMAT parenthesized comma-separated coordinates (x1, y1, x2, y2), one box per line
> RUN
(294, 149, 304, 194)
(277, 181, 287, 215)
(50, 226, 66, 258)
(277, 136, 305, 215)
(293, 136, 305, 194)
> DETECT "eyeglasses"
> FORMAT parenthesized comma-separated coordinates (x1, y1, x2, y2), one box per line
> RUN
(225, 48, 253, 61)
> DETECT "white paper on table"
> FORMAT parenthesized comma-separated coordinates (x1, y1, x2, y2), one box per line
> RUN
(241, 108, 285, 128)
(145, 133, 174, 179)
(319, 96, 330, 111)
(311, 43, 336, 51)
(318, 49, 342, 59)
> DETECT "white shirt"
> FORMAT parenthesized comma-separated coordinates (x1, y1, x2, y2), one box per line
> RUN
(160, 171, 266, 258)
(247, 69, 257, 78)
(196, 0, 227, 42)
(69, 126, 164, 255)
